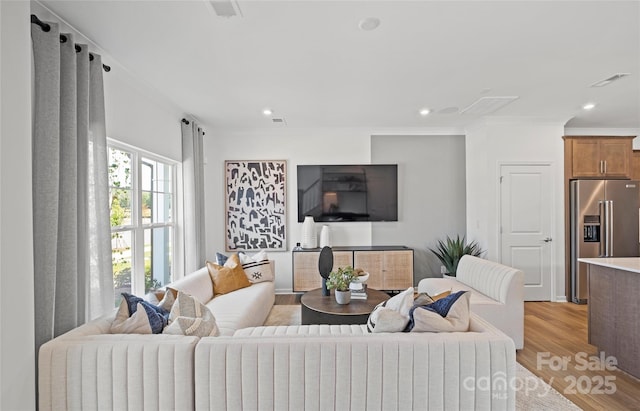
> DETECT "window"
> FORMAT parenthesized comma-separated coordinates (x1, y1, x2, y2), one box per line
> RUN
(109, 142, 176, 305)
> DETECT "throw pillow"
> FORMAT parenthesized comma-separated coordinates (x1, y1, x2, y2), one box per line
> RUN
(144, 289, 176, 312)
(163, 291, 220, 337)
(238, 250, 274, 283)
(111, 302, 154, 334)
(121, 292, 169, 333)
(215, 252, 229, 266)
(413, 289, 452, 306)
(206, 254, 251, 296)
(407, 291, 471, 332)
(110, 292, 170, 335)
(367, 287, 414, 333)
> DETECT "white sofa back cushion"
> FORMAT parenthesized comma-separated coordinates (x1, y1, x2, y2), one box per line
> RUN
(169, 267, 214, 304)
(456, 255, 522, 304)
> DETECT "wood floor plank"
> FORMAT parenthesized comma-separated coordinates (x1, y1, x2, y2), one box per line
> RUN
(517, 302, 640, 411)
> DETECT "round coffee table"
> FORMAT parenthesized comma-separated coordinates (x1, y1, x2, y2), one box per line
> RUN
(300, 288, 390, 325)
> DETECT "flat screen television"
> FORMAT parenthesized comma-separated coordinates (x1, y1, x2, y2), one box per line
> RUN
(297, 164, 398, 222)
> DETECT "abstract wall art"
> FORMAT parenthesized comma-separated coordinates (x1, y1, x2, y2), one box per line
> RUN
(225, 160, 287, 251)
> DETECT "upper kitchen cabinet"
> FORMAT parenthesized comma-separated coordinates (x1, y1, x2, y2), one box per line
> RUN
(632, 150, 640, 181)
(564, 136, 634, 179)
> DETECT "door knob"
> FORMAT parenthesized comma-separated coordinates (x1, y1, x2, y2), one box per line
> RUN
(543, 237, 552, 243)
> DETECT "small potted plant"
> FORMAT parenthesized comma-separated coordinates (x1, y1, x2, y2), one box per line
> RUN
(326, 266, 358, 304)
(429, 235, 484, 277)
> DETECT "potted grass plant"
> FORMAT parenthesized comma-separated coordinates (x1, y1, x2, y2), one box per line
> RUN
(429, 235, 484, 277)
(326, 266, 358, 304)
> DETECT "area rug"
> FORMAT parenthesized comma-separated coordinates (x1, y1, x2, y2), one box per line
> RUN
(265, 305, 582, 411)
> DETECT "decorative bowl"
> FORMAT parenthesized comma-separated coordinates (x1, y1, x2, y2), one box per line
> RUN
(350, 272, 369, 283)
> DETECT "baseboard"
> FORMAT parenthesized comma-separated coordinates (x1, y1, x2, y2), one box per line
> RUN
(554, 296, 568, 303)
(275, 288, 295, 294)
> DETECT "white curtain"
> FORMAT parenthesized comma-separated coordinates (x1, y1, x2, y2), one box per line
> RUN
(182, 119, 206, 274)
(31, 22, 113, 350)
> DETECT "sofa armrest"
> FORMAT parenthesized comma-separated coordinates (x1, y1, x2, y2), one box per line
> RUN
(39, 335, 198, 410)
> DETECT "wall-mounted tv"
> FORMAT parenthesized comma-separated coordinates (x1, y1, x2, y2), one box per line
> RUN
(297, 164, 398, 222)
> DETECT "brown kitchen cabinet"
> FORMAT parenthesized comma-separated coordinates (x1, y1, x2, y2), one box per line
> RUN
(631, 150, 640, 181)
(565, 136, 633, 179)
(292, 246, 414, 292)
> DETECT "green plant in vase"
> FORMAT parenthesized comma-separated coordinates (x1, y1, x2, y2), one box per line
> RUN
(326, 266, 359, 304)
(429, 235, 484, 276)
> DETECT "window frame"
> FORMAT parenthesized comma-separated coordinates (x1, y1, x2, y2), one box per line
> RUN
(108, 138, 182, 296)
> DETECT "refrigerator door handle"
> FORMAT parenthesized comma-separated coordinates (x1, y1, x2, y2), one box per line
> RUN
(599, 200, 606, 257)
(609, 200, 614, 256)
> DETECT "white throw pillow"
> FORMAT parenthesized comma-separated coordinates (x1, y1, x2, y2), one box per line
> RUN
(367, 287, 414, 333)
(239, 250, 274, 283)
(110, 302, 153, 334)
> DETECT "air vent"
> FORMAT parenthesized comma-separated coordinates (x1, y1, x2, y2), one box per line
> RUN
(590, 73, 630, 88)
(437, 106, 459, 114)
(208, 0, 242, 18)
(272, 118, 287, 126)
(460, 96, 519, 115)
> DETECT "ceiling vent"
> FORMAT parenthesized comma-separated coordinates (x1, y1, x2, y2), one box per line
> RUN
(272, 118, 287, 126)
(460, 96, 519, 115)
(590, 73, 630, 88)
(208, 0, 242, 18)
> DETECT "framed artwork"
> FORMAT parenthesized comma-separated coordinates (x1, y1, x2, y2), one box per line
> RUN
(225, 160, 287, 251)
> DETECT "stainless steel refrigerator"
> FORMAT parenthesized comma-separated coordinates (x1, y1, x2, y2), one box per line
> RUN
(570, 180, 640, 304)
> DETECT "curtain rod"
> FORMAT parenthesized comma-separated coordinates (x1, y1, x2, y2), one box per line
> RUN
(181, 118, 205, 135)
(31, 14, 111, 73)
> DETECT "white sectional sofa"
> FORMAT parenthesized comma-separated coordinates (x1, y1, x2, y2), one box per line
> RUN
(38, 265, 275, 410)
(418, 255, 524, 349)
(196, 315, 516, 411)
(39, 259, 518, 411)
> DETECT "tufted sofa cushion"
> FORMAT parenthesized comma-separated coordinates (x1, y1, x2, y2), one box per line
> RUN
(456, 255, 522, 304)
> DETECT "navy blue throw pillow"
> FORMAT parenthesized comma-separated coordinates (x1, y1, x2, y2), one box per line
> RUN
(122, 293, 169, 334)
(420, 290, 467, 317)
(215, 252, 229, 265)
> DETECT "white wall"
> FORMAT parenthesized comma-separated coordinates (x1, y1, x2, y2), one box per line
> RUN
(31, 3, 183, 161)
(0, 1, 36, 409)
(466, 117, 568, 301)
(371, 135, 467, 283)
(204, 128, 375, 292)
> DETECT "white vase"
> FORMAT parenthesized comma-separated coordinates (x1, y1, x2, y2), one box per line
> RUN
(335, 290, 351, 305)
(301, 216, 317, 249)
(319, 225, 331, 248)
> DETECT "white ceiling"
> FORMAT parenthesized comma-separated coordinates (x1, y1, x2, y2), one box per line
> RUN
(40, 0, 640, 130)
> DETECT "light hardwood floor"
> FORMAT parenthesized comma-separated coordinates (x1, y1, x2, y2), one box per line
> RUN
(275, 296, 640, 410)
(518, 302, 640, 411)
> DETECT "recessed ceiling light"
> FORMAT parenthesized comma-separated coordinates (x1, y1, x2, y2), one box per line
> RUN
(419, 108, 431, 116)
(359, 17, 381, 31)
(582, 103, 596, 110)
(262, 108, 273, 116)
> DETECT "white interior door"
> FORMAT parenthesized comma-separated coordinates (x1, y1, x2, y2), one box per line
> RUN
(500, 164, 553, 301)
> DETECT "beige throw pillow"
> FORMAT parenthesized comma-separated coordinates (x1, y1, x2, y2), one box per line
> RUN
(163, 291, 220, 337)
(409, 291, 471, 332)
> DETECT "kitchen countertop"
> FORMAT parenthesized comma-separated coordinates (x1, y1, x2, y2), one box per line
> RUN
(577, 257, 640, 274)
